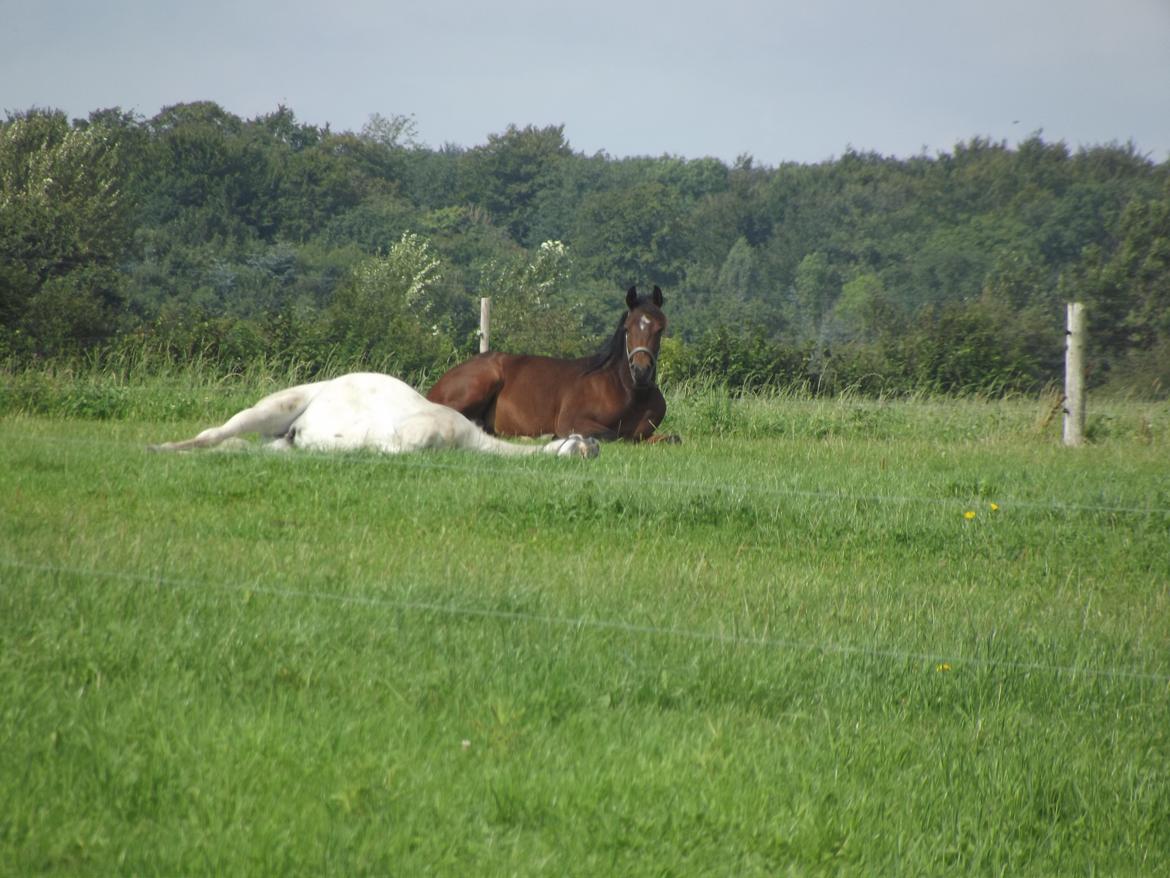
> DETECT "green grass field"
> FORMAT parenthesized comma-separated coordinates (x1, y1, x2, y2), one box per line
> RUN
(2, 374, 1169, 875)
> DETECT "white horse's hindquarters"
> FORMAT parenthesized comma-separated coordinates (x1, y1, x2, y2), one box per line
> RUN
(286, 372, 503, 454)
(287, 374, 416, 452)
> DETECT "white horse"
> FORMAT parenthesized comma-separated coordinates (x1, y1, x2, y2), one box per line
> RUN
(151, 372, 600, 458)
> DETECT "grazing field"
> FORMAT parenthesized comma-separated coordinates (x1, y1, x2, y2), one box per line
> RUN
(2, 376, 1169, 875)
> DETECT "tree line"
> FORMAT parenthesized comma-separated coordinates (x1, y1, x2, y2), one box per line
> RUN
(2, 102, 1168, 395)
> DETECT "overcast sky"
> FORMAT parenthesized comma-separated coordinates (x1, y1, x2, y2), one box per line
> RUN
(4, 0, 1169, 164)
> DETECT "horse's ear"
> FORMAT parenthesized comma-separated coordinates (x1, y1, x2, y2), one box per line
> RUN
(626, 286, 639, 309)
(652, 285, 664, 306)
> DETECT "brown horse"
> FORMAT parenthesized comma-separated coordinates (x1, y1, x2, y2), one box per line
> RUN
(427, 286, 677, 443)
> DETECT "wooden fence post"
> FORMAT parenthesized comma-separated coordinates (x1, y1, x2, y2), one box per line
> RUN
(479, 297, 491, 353)
(1063, 302, 1086, 447)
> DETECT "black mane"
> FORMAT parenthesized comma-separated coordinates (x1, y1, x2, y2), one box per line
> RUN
(582, 308, 631, 374)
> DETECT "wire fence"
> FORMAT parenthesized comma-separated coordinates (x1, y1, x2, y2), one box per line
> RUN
(3, 556, 1168, 686)
(8, 428, 1170, 519)
(5, 421, 1169, 688)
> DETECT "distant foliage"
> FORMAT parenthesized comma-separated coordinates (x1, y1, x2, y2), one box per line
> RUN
(0, 110, 131, 354)
(2, 104, 1169, 395)
(326, 233, 458, 374)
(482, 240, 590, 357)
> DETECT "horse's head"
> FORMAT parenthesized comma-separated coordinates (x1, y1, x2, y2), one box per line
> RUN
(623, 285, 667, 388)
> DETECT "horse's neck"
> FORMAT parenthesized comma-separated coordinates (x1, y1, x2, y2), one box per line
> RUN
(603, 365, 657, 411)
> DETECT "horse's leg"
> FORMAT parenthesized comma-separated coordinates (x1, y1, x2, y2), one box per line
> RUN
(543, 434, 601, 458)
(398, 407, 598, 458)
(625, 411, 680, 443)
(558, 417, 621, 442)
(625, 390, 680, 443)
(150, 382, 323, 451)
(551, 393, 622, 442)
(481, 430, 599, 458)
(560, 406, 678, 444)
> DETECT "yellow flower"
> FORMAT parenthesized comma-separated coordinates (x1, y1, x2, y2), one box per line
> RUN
(963, 510, 977, 520)
(936, 663, 952, 673)
(990, 503, 1000, 512)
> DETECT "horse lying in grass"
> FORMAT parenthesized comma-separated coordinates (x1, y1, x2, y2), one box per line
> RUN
(150, 372, 600, 458)
(427, 285, 678, 444)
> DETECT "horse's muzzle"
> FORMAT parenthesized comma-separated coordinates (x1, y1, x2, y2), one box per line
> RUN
(627, 346, 657, 387)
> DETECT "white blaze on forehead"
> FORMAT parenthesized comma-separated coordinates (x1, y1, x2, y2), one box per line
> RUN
(639, 315, 652, 331)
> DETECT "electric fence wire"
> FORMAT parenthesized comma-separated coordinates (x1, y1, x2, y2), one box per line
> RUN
(9, 429, 1170, 518)
(5, 426, 1168, 685)
(3, 557, 1168, 686)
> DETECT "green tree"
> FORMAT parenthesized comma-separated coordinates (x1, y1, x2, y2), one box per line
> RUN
(716, 237, 759, 303)
(1070, 189, 1170, 390)
(459, 125, 573, 244)
(574, 181, 688, 286)
(481, 240, 586, 356)
(360, 112, 421, 150)
(831, 272, 887, 341)
(793, 251, 839, 338)
(326, 232, 457, 374)
(0, 109, 132, 352)
(4, 96, 1168, 396)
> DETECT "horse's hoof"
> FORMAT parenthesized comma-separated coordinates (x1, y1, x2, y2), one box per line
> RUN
(561, 434, 600, 459)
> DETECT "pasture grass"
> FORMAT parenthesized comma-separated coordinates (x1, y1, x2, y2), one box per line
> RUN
(2, 373, 1169, 875)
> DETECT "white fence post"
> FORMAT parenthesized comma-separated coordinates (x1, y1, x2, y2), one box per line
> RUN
(1063, 302, 1086, 447)
(479, 297, 491, 353)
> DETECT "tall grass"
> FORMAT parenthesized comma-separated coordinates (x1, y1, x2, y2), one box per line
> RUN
(2, 366, 1169, 874)
(0, 348, 452, 424)
(665, 375, 1169, 446)
(5, 355, 1167, 445)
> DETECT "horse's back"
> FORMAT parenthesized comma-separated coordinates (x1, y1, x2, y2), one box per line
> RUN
(432, 351, 637, 437)
(495, 355, 593, 435)
(427, 352, 544, 431)
(433, 352, 592, 435)
(427, 353, 505, 411)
